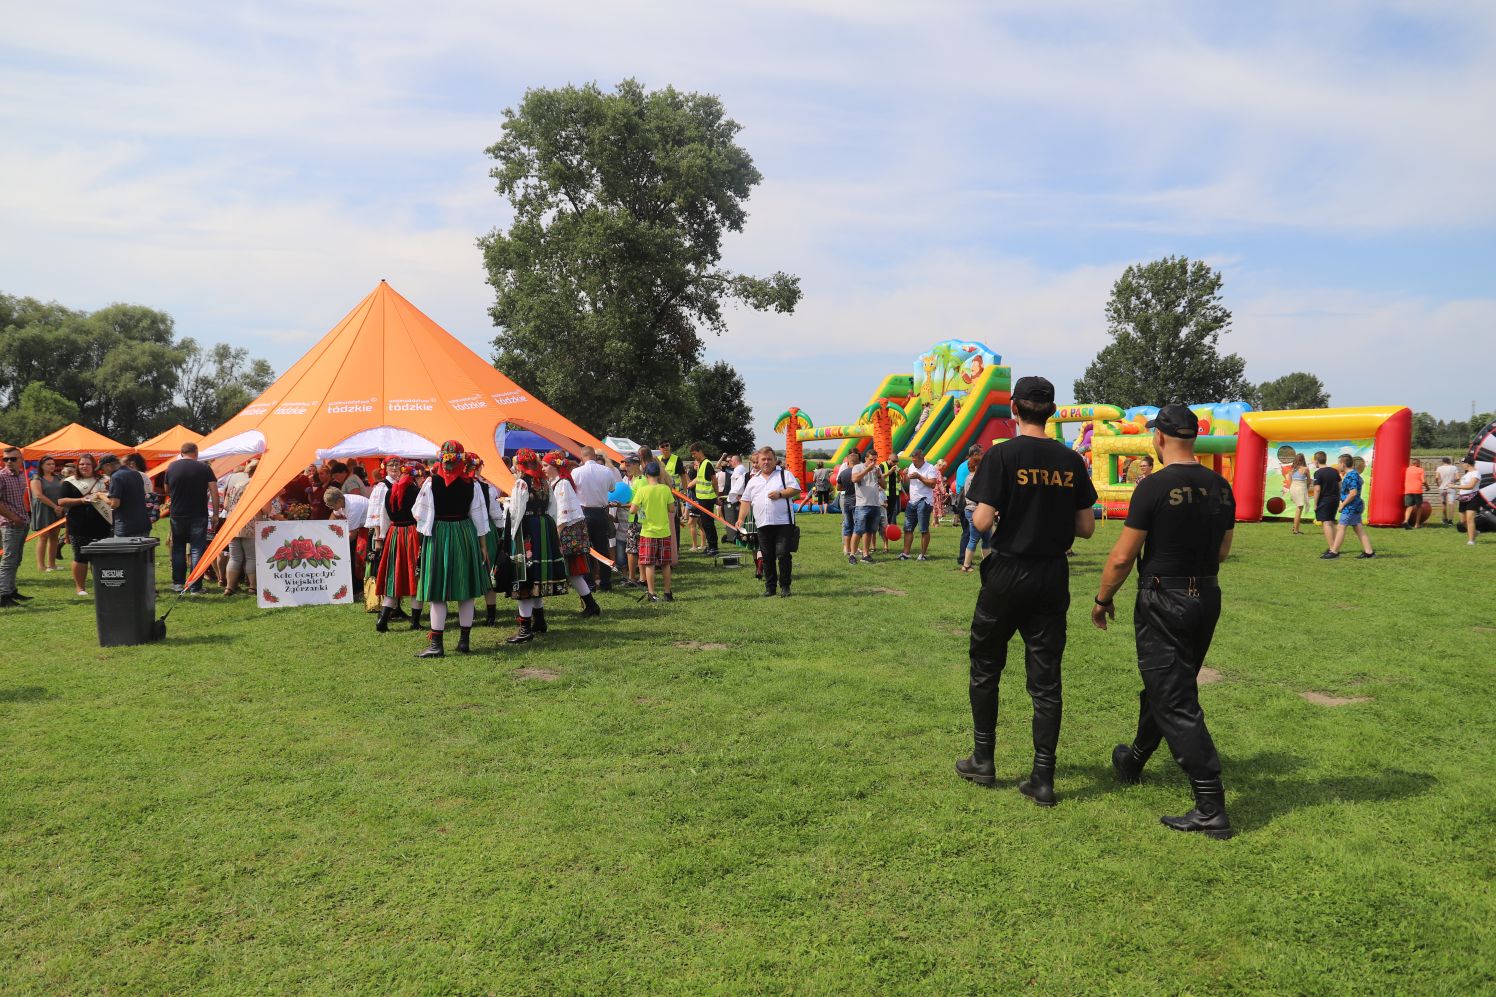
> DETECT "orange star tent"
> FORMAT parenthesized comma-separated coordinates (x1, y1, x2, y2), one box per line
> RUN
(186, 280, 614, 586)
(137, 424, 203, 463)
(22, 423, 132, 460)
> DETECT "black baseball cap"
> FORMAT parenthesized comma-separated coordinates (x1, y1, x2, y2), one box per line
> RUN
(1146, 404, 1200, 439)
(98, 454, 121, 466)
(1011, 376, 1055, 404)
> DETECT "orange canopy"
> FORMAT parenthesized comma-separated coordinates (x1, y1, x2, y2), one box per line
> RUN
(187, 281, 616, 585)
(22, 423, 132, 460)
(137, 424, 203, 462)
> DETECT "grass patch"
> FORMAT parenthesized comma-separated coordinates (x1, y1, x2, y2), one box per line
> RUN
(1, 516, 1492, 991)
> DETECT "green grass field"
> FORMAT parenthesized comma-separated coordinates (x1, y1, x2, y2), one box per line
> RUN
(2, 514, 1492, 993)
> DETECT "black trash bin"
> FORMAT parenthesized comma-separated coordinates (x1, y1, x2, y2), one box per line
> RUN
(82, 536, 161, 647)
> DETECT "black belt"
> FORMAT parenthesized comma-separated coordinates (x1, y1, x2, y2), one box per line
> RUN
(436, 514, 468, 522)
(1146, 575, 1219, 592)
(389, 519, 416, 527)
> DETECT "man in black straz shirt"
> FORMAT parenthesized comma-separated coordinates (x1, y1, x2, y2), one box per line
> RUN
(1092, 403, 1237, 840)
(956, 376, 1097, 806)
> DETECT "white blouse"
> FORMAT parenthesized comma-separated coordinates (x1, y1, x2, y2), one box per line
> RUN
(550, 477, 585, 527)
(412, 477, 490, 537)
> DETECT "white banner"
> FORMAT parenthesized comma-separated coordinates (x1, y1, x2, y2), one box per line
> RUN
(255, 520, 354, 609)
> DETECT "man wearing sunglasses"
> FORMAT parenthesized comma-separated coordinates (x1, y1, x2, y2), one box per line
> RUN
(0, 447, 33, 607)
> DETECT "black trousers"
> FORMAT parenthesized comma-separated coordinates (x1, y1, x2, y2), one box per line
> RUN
(1132, 583, 1223, 781)
(582, 507, 613, 589)
(968, 554, 1069, 758)
(757, 524, 795, 593)
(692, 503, 718, 551)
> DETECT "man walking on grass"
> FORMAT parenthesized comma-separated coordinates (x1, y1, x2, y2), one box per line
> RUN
(1091, 403, 1237, 840)
(1309, 451, 1340, 553)
(956, 376, 1096, 806)
(898, 448, 940, 561)
(0, 446, 30, 608)
(1325, 454, 1374, 560)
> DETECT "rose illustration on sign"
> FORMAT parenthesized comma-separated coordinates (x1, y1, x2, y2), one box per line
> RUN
(266, 535, 342, 571)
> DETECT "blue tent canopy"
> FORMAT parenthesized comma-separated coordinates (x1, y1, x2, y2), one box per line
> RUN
(502, 429, 564, 456)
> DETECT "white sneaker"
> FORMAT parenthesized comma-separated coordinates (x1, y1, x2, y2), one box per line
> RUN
(75, 589, 88, 597)
(916, 554, 928, 562)
(1469, 540, 1477, 546)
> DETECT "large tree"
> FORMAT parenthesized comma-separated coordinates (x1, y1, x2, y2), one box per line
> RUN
(1254, 372, 1329, 411)
(479, 79, 800, 442)
(1073, 256, 1252, 407)
(681, 360, 755, 456)
(0, 292, 271, 443)
(177, 341, 275, 432)
(0, 381, 80, 444)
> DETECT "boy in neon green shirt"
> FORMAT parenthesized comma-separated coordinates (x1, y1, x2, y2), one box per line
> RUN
(629, 461, 675, 602)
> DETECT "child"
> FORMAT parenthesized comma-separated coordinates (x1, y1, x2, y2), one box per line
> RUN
(629, 461, 675, 602)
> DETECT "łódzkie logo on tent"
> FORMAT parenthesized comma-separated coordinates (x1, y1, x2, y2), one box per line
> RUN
(266, 536, 340, 572)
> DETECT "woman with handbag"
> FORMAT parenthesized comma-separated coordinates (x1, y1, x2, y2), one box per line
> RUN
(504, 449, 570, 644)
(544, 451, 601, 618)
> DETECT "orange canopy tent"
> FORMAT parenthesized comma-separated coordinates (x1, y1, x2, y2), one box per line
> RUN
(137, 424, 203, 463)
(22, 423, 132, 460)
(186, 280, 615, 586)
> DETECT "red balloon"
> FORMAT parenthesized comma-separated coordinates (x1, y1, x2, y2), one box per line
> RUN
(884, 524, 902, 542)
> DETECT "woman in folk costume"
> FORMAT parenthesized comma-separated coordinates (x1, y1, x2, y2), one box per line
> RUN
(374, 460, 425, 633)
(543, 451, 602, 618)
(504, 449, 568, 644)
(411, 440, 491, 658)
(470, 455, 508, 627)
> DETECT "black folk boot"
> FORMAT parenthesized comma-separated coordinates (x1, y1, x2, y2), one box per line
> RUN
(374, 606, 394, 633)
(580, 592, 601, 617)
(1018, 750, 1057, 807)
(409, 605, 423, 631)
(532, 607, 548, 634)
(955, 730, 997, 786)
(456, 627, 472, 654)
(506, 616, 534, 644)
(416, 630, 445, 659)
(1161, 778, 1234, 840)
(1112, 743, 1148, 785)
(484, 604, 497, 627)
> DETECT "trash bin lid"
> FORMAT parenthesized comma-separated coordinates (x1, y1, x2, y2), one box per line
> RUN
(81, 535, 161, 554)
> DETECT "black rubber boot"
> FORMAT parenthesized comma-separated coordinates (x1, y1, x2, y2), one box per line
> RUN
(1018, 751, 1057, 807)
(1112, 743, 1147, 785)
(416, 630, 445, 659)
(484, 604, 497, 627)
(374, 606, 393, 633)
(456, 626, 472, 654)
(580, 592, 601, 617)
(955, 730, 997, 786)
(533, 608, 548, 634)
(409, 606, 423, 631)
(506, 617, 534, 644)
(1161, 778, 1234, 839)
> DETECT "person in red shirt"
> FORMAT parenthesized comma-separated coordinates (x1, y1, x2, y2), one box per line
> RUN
(1402, 462, 1426, 530)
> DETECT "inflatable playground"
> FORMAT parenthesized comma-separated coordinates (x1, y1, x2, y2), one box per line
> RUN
(780, 341, 1423, 528)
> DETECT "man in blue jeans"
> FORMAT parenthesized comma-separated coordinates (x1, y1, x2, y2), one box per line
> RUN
(163, 442, 220, 593)
(899, 448, 941, 562)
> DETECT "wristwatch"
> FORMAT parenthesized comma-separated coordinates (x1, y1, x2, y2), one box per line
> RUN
(1094, 595, 1113, 607)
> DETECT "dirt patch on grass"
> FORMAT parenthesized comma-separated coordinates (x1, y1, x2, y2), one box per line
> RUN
(1474, 625, 1496, 634)
(514, 668, 560, 682)
(870, 587, 908, 596)
(672, 641, 731, 651)
(1197, 667, 1223, 685)
(1301, 691, 1372, 707)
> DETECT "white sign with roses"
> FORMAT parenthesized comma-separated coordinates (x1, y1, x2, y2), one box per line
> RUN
(255, 520, 354, 609)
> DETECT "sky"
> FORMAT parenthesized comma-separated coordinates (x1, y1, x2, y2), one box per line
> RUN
(3, 0, 1492, 446)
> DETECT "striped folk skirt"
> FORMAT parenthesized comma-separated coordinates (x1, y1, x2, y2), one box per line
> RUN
(509, 512, 568, 598)
(417, 519, 489, 603)
(377, 523, 421, 598)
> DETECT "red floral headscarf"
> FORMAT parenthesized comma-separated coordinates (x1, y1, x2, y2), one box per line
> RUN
(391, 459, 420, 507)
(541, 450, 575, 488)
(435, 440, 468, 486)
(513, 448, 544, 483)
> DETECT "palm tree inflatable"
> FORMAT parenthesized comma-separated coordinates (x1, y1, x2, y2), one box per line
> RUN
(859, 399, 908, 462)
(774, 407, 814, 488)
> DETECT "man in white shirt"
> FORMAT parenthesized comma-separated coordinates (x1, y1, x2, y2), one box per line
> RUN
(1435, 457, 1460, 525)
(851, 448, 884, 563)
(1456, 458, 1481, 545)
(572, 446, 622, 590)
(899, 448, 942, 561)
(725, 453, 749, 544)
(735, 447, 801, 597)
(325, 486, 371, 589)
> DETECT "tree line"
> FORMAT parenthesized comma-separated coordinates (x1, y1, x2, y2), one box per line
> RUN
(0, 293, 273, 446)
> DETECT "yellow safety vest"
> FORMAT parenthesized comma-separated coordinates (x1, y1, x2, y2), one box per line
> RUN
(694, 459, 717, 500)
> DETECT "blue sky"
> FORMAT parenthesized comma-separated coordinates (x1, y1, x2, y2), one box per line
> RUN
(3, 1, 1492, 445)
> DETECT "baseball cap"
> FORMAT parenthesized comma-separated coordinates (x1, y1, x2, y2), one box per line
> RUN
(643, 460, 662, 477)
(98, 454, 120, 467)
(1011, 376, 1055, 404)
(1146, 404, 1200, 439)
(624, 454, 640, 464)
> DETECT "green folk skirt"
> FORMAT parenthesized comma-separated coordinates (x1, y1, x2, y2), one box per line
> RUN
(417, 519, 489, 603)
